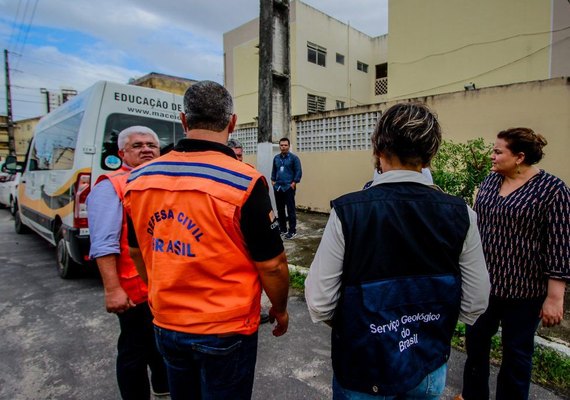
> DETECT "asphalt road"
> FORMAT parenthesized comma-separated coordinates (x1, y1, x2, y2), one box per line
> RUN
(0, 209, 564, 399)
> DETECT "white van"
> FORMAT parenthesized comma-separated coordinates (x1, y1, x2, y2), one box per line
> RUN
(10, 81, 185, 278)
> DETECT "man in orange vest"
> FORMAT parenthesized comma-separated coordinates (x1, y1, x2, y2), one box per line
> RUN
(87, 126, 169, 399)
(124, 81, 290, 400)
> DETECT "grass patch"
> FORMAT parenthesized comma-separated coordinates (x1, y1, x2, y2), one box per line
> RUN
(452, 322, 570, 397)
(289, 269, 307, 291)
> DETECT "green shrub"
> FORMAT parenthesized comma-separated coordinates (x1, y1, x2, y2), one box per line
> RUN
(431, 138, 492, 205)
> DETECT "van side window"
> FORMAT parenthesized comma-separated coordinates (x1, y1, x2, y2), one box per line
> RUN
(30, 112, 84, 171)
(101, 113, 184, 170)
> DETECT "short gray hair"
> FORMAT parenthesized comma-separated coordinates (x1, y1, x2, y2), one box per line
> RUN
(118, 126, 160, 150)
(227, 138, 243, 149)
(183, 80, 233, 132)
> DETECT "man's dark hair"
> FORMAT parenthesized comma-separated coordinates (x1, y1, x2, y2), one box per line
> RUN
(183, 80, 233, 132)
(279, 137, 290, 145)
(372, 102, 441, 167)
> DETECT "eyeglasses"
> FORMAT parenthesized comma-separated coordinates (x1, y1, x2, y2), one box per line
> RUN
(125, 142, 159, 151)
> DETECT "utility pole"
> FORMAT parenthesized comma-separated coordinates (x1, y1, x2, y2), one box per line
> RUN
(40, 88, 51, 113)
(257, 0, 290, 206)
(4, 49, 16, 156)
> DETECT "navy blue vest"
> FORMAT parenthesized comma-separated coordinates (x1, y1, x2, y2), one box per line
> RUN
(331, 182, 469, 396)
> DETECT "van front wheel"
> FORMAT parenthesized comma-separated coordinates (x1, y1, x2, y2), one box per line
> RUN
(56, 230, 79, 279)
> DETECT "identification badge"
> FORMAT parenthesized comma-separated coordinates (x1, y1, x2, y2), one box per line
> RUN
(280, 166, 284, 172)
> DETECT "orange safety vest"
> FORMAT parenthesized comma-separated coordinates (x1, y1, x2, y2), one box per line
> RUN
(95, 166, 148, 304)
(124, 150, 264, 335)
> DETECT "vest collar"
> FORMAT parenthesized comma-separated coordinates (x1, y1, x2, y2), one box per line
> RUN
(174, 138, 237, 159)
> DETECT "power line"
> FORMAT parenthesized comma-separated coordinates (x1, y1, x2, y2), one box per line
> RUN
(391, 35, 570, 100)
(8, 0, 25, 51)
(391, 25, 570, 66)
(14, 0, 39, 71)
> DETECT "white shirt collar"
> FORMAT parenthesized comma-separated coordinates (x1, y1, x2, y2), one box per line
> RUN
(371, 170, 433, 187)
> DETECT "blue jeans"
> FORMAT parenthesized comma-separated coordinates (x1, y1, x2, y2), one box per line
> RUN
(154, 327, 258, 400)
(462, 296, 543, 400)
(275, 187, 297, 234)
(332, 363, 447, 400)
(116, 302, 169, 400)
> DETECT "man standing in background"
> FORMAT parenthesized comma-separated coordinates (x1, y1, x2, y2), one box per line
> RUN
(87, 126, 169, 399)
(271, 137, 302, 239)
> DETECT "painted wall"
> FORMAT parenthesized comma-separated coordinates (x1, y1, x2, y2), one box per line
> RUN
(388, 0, 554, 100)
(288, 77, 570, 212)
(224, 0, 388, 125)
(551, 0, 570, 78)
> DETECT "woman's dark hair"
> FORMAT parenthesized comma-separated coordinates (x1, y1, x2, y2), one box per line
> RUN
(497, 127, 547, 165)
(372, 102, 441, 167)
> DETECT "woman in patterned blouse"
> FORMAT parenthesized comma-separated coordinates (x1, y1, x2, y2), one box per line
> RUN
(458, 127, 569, 400)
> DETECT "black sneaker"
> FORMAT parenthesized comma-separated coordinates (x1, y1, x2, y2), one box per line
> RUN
(260, 312, 270, 324)
(284, 232, 297, 239)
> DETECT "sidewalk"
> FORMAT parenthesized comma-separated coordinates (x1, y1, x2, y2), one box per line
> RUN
(255, 211, 566, 399)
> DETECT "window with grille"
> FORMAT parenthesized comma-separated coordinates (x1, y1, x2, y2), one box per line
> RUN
(357, 61, 369, 73)
(336, 100, 345, 109)
(307, 42, 326, 67)
(307, 94, 326, 114)
(336, 53, 345, 65)
(296, 112, 381, 152)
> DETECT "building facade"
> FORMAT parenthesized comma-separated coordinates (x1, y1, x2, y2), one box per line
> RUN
(388, 0, 570, 99)
(226, 0, 570, 122)
(129, 72, 196, 96)
(224, 0, 388, 125)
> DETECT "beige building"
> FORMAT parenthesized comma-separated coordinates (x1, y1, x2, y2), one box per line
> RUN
(13, 117, 40, 161)
(129, 72, 196, 96)
(388, 0, 570, 99)
(240, 77, 570, 212)
(224, 0, 388, 124)
(226, 0, 570, 118)
(0, 115, 36, 162)
(0, 115, 8, 160)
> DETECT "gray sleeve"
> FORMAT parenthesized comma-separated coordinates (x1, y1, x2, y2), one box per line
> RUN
(304, 208, 345, 323)
(458, 206, 491, 325)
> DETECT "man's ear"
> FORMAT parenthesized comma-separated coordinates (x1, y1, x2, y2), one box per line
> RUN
(118, 149, 125, 159)
(228, 114, 237, 133)
(180, 112, 189, 132)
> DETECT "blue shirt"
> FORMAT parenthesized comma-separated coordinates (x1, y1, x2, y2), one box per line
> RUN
(87, 178, 123, 258)
(271, 152, 302, 191)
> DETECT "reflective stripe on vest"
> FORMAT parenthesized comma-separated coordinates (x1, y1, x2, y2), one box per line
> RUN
(125, 150, 264, 335)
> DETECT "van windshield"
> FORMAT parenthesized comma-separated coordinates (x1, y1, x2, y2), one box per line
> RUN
(101, 113, 184, 170)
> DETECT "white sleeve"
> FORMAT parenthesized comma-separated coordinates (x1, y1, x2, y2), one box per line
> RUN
(304, 208, 345, 323)
(458, 206, 491, 325)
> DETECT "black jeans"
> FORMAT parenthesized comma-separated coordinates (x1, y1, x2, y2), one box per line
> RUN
(462, 296, 543, 400)
(274, 187, 296, 234)
(117, 302, 169, 399)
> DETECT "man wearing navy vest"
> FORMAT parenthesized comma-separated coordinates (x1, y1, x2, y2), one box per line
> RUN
(305, 103, 490, 399)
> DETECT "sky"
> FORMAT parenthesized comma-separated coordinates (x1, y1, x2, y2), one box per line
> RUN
(0, 0, 388, 121)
